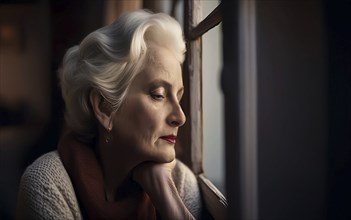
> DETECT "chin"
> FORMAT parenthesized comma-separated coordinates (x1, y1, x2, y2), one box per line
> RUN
(155, 149, 176, 163)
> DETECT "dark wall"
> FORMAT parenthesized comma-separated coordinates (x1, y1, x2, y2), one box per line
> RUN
(256, 1, 328, 219)
(326, 0, 351, 219)
(255, 0, 351, 219)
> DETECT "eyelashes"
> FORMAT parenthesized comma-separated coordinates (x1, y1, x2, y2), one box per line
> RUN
(150, 86, 166, 101)
(151, 93, 165, 101)
(149, 87, 182, 103)
(150, 93, 183, 104)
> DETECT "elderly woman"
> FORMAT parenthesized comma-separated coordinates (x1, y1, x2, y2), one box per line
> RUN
(17, 10, 202, 219)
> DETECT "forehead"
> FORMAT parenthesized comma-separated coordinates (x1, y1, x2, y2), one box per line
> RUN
(133, 45, 183, 84)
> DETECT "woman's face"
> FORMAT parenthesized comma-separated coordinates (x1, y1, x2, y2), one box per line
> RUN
(111, 45, 186, 163)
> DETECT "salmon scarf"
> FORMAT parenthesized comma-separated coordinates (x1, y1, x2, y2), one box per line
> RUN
(58, 131, 156, 220)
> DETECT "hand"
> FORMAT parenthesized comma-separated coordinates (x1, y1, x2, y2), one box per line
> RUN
(132, 160, 176, 190)
(132, 160, 195, 220)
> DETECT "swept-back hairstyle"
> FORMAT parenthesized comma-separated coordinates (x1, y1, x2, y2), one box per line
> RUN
(59, 10, 186, 142)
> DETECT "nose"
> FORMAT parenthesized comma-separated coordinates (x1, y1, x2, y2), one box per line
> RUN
(168, 102, 186, 127)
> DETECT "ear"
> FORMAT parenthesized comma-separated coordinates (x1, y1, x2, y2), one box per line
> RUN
(89, 89, 113, 131)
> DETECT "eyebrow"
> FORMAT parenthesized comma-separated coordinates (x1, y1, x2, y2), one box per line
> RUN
(148, 79, 184, 95)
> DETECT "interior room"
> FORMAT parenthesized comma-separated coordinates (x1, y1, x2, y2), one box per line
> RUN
(0, 0, 350, 219)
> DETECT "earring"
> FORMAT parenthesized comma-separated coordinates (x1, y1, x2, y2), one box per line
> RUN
(105, 127, 112, 143)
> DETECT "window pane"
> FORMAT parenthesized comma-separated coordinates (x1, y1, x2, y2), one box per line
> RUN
(202, 0, 225, 194)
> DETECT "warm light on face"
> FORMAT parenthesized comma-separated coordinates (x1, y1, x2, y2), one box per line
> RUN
(110, 45, 186, 163)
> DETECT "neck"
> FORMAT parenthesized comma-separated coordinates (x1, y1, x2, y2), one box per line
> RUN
(96, 136, 141, 202)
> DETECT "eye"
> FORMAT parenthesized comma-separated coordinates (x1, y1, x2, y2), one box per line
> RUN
(151, 93, 165, 101)
(150, 87, 166, 101)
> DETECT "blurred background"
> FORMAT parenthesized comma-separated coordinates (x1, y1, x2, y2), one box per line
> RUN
(0, 1, 102, 218)
(1, 0, 350, 219)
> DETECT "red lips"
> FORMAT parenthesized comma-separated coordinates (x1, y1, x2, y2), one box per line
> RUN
(160, 135, 177, 144)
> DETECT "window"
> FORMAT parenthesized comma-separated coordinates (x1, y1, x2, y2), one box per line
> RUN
(178, 1, 228, 219)
(202, 1, 225, 195)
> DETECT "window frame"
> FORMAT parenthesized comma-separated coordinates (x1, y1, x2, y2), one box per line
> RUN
(178, 1, 228, 219)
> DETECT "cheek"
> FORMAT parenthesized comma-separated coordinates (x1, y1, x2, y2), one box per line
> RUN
(122, 98, 163, 139)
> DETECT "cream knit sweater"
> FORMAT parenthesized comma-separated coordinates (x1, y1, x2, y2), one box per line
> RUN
(17, 151, 202, 219)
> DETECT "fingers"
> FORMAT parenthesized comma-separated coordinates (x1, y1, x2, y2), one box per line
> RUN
(132, 160, 176, 189)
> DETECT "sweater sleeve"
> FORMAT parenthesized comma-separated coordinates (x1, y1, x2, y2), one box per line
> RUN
(16, 151, 82, 220)
(172, 159, 203, 220)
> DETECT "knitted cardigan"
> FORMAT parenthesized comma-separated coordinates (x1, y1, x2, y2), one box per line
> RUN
(17, 151, 202, 220)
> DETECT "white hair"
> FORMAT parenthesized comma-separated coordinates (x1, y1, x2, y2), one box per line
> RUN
(59, 10, 186, 141)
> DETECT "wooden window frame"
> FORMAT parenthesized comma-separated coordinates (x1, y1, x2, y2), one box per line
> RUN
(178, 1, 228, 219)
